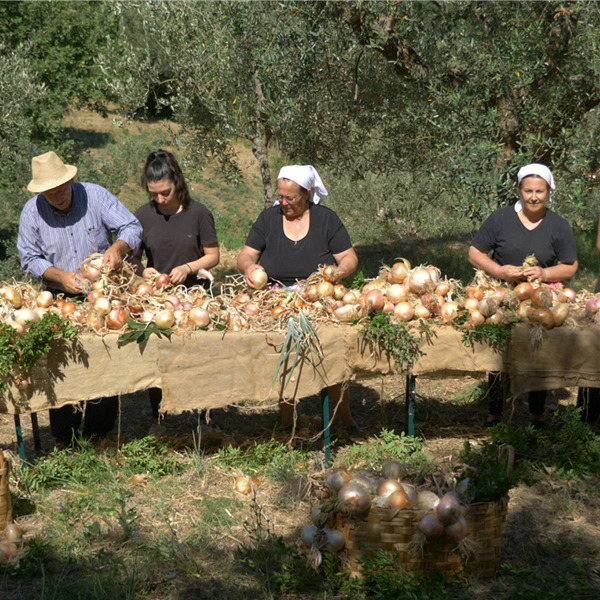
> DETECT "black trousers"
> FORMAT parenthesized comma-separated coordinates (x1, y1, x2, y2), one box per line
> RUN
(49, 396, 119, 439)
(488, 372, 547, 417)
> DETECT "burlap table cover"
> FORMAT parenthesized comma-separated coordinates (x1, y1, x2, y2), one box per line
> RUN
(0, 322, 596, 415)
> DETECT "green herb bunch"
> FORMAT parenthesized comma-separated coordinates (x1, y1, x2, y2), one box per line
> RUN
(0, 312, 77, 390)
(359, 311, 433, 371)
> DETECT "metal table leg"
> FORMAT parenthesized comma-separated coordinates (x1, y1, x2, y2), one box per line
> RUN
(320, 389, 332, 467)
(14, 415, 26, 466)
(405, 374, 416, 436)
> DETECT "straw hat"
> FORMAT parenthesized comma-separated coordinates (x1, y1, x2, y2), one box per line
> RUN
(27, 151, 78, 193)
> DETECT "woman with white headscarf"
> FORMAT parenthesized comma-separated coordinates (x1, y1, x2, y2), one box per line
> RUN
(468, 163, 578, 427)
(237, 165, 360, 434)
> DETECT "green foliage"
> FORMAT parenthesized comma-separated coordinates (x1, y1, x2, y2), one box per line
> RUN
(0, 313, 77, 390)
(461, 321, 514, 351)
(214, 438, 313, 477)
(337, 429, 430, 470)
(360, 311, 434, 370)
(456, 441, 518, 502)
(490, 407, 600, 478)
(338, 550, 470, 600)
(119, 436, 184, 477)
(117, 318, 173, 350)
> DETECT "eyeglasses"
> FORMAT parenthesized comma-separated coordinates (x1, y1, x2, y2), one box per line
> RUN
(276, 193, 302, 203)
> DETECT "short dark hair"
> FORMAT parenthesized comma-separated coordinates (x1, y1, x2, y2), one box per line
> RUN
(141, 149, 191, 208)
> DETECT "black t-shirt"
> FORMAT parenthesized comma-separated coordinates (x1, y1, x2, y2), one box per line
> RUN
(471, 205, 577, 268)
(135, 200, 218, 287)
(245, 203, 353, 286)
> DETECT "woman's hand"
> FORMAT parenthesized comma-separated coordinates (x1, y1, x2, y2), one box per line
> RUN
(169, 265, 192, 285)
(521, 265, 546, 282)
(142, 267, 160, 281)
(244, 264, 265, 288)
(495, 264, 527, 281)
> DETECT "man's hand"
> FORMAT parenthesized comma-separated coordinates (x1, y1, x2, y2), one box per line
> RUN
(60, 271, 84, 294)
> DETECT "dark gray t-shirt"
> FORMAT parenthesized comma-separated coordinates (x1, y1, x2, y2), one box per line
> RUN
(472, 206, 577, 268)
(245, 203, 352, 286)
(135, 200, 218, 287)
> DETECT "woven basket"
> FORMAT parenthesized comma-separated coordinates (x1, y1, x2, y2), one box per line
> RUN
(335, 494, 509, 580)
(0, 450, 12, 533)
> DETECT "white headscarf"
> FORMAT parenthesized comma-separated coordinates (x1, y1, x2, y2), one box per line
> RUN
(275, 164, 328, 205)
(515, 163, 555, 212)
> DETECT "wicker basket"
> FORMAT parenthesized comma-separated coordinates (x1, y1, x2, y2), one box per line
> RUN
(335, 495, 509, 580)
(0, 450, 12, 533)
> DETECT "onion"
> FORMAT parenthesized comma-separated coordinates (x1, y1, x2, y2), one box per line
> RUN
(271, 304, 287, 317)
(517, 301, 530, 319)
(486, 310, 504, 325)
(93, 297, 111, 315)
(478, 297, 497, 318)
(530, 286, 553, 309)
(389, 261, 409, 284)
(13, 307, 38, 326)
(36, 290, 53, 308)
(61, 301, 76, 315)
(333, 284, 346, 300)
(418, 513, 445, 539)
(351, 474, 376, 494)
(92, 280, 105, 292)
(386, 284, 409, 304)
(0, 542, 18, 562)
(136, 282, 154, 295)
(34, 307, 47, 319)
(106, 307, 127, 330)
(235, 475, 260, 494)
(387, 489, 412, 508)
(189, 306, 211, 327)
(333, 304, 357, 322)
(301, 525, 319, 547)
(317, 281, 335, 298)
(465, 286, 484, 300)
(139, 310, 154, 323)
(2, 522, 23, 541)
(440, 301, 459, 323)
(414, 304, 431, 319)
(382, 301, 394, 313)
(1, 287, 22, 308)
(552, 303, 569, 327)
(322, 528, 345, 552)
(243, 302, 260, 317)
(325, 469, 352, 493)
(377, 478, 403, 497)
(585, 296, 600, 318)
(155, 273, 171, 290)
(393, 301, 414, 321)
(305, 284, 319, 302)
(252, 267, 268, 290)
(416, 490, 440, 511)
(421, 293, 442, 315)
(15, 378, 29, 390)
(364, 289, 385, 313)
(336, 482, 371, 516)
(436, 492, 462, 525)
(155, 309, 175, 330)
(469, 310, 485, 326)
(493, 287, 507, 303)
(128, 303, 143, 317)
(514, 281, 533, 300)
(435, 281, 450, 297)
(342, 290, 359, 305)
(463, 297, 480, 311)
(528, 307, 554, 329)
(322, 265, 339, 283)
(87, 290, 103, 303)
(232, 293, 251, 306)
(502, 290, 521, 309)
(87, 310, 105, 331)
(81, 262, 102, 281)
(163, 294, 181, 310)
(400, 483, 418, 506)
(407, 267, 433, 293)
(445, 516, 468, 542)
(5, 319, 24, 335)
(381, 460, 407, 480)
(563, 287, 576, 302)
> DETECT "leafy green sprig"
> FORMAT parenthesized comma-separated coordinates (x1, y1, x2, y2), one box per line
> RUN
(0, 312, 77, 390)
(117, 317, 173, 350)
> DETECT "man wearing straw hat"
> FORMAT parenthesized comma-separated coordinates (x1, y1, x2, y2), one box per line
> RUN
(17, 151, 143, 448)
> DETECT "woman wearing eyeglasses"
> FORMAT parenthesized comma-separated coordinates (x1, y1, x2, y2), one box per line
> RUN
(237, 164, 360, 435)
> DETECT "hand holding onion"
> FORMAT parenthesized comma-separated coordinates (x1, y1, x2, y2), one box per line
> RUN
(246, 265, 268, 290)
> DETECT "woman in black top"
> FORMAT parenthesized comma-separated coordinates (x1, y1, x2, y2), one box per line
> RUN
(135, 150, 220, 424)
(468, 163, 578, 427)
(237, 165, 361, 434)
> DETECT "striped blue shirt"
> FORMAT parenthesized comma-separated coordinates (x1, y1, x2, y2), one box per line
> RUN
(18, 182, 142, 287)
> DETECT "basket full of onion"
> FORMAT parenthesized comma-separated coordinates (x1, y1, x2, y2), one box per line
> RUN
(314, 460, 510, 580)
